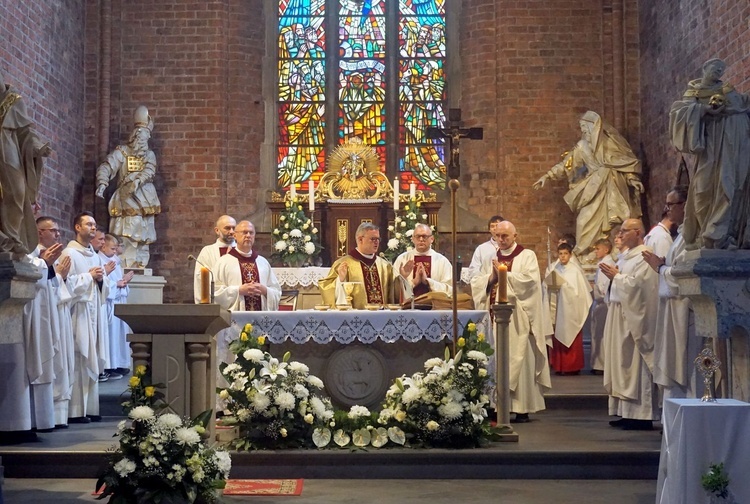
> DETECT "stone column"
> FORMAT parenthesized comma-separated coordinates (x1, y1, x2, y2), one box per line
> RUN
(491, 302, 515, 428)
(671, 249, 750, 401)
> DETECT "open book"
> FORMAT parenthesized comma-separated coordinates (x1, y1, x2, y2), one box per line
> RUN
(401, 291, 475, 310)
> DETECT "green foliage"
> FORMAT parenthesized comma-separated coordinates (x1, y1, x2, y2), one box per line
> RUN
(702, 462, 730, 498)
(120, 365, 166, 416)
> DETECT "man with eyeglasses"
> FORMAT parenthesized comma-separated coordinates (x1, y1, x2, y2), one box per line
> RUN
(319, 222, 395, 309)
(600, 218, 659, 430)
(213, 220, 281, 312)
(393, 223, 452, 301)
(642, 186, 699, 403)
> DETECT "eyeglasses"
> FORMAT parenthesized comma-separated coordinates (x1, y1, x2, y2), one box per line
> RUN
(368, 237, 381, 242)
(414, 234, 433, 240)
(666, 201, 685, 208)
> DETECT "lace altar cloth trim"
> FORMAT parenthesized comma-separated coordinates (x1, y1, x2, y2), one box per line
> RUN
(272, 267, 329, 288)
(226, 309, 491, 345)
(274, 267, 471, 288)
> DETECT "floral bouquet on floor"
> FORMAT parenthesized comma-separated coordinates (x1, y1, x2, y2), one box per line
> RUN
(218, 323, 335, 450)
(95, 408, 231, 504)
(380, 198, 435, 263)
(271, 198, 322, 267)
(376, 321, 495, 448)
(120, 364, 166, 416)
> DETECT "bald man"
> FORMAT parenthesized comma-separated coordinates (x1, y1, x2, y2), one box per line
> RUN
(600, 218, 659, 430)
(469, 220, 551, 423)
(193, 215, 236, 303)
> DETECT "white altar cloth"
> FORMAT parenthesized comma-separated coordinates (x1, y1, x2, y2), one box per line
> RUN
(228, 309, 490, 345)
(273, 267, 473, 288)
(656, 398, 750, 504)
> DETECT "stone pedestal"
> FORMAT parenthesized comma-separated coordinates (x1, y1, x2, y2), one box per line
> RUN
(491, 303, 519, 442)
(125, 274, 167, 304)
(115, 304, 231, 438)
(0, 254, 42, 345)
(671, 249, 750, 401)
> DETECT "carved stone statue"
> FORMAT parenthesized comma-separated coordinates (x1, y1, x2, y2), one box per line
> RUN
(0, 69, 52, 255)
(95, 105, 161, 268)
(533, 111, 643, 257)
(670, 58, 750, 250)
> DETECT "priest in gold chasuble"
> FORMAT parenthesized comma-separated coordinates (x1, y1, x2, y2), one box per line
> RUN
(319, 222, 395, 308)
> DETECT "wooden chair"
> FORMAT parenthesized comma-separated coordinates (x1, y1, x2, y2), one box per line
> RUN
(279, 289, 299, 311)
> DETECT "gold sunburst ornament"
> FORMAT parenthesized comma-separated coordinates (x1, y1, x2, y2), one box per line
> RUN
(318, 138, 391, 200)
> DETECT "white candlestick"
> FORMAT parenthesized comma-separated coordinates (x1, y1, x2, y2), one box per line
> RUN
(308, 180, 315, 212)
(394, 178, 400, 211)
(290, 184, 296, 200)
(409, 182, 416, 200)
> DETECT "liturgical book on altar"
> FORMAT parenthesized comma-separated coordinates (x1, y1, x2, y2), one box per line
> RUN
(401, 291, 475, 310)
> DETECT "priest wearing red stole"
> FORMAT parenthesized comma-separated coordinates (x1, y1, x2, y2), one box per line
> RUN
(319, 222, 395, 308)
(393, 223, 452, 301)
(193, 214, 236, 303)
(213, 220, 281, 311)
(469, 220, 551, 423)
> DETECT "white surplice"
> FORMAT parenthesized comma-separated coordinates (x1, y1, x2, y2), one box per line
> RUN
(470, 243, 551, 414)
(553, 262, 592, 348)
(644, 222, 673, 258)
(61, 240, 110, 418)
(99, 251, 131, 370)
(393, 248, 453, 300)
(193, 239, 235, 303)
(603, 244, 659, 420)
(590, 254, 615, 371)
(466, 239, 498, 283)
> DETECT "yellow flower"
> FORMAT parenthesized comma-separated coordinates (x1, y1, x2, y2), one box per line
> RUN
(457, 337, 466, 347)
(298, 205, 303, 211)
(134, 365, 147, 376)
(280, 428, 288, 437)
(194, 425, 206, 434)
(257, 335, 266, 345)
(395, 410, 406, 422)
(219, 389, 229, 399)
(467, 322, 476, 332)
(144, 386, 155, 397)
(478, 332, 485, 342)
(304, 414, 314, 424)
(285, 201, 290, 208)
(243, 323, 253, 333)
(478, 368, 488, 377)
(426, 420, 439, 431)
(129, 376, 140, 387)
(240, 332, 248, 341)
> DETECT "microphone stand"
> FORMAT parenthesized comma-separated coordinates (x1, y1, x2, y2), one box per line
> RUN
(188, 255, 214, 304)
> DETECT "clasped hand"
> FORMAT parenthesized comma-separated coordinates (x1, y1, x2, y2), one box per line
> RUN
(239, 282, 266, 297)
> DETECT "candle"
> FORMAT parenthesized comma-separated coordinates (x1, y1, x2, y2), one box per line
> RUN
(308, 180, 315, 212)
(496, 262, 508, 303)
(393, 178, 400, 210)
(199, 267, 210, 304)
(409, 182, 416, 200)
(290, 184, 296, 201)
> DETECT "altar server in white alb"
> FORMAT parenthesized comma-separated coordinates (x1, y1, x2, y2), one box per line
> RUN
(393, 223, 452, 301)
(34, 216, 76, 427)
(214, 220, 281, 312)
(469, 220, 551, 423)
(60, 211, 110, 423)
(193, 214, 236, 303)
(99, 234, 134, 376)
(466, 215, 504, 282)
(589, 238, 615, 375)
(601, 218, 659, 431)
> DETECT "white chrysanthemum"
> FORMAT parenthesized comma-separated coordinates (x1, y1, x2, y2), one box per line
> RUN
(387, 238, 400, 250)
(175, 427, 201, 445)
(275, 390, 296, 411)
(466, 350, 489, 363)
(378, 408, 394, 422)
(310, 396, 329, 418)
(424, 357, 443, 370)
(348, 405, 371, 419)
(438, 401, 464, 420)
(401, 386, 422, 404)
(304, 242, 316, 254)
(117, 420, 127, 433)
(114, 458, 136, 477)
(236, 408, 252, 421)
(406, 229, 414, 237)
(157, 413, 182, 429)
(307, 375, 324, 389)
(243, 348, 264, 362)
(129, 405, 154, 421)
(214, 451, 232, 476)
(275, 240, 287, 251)
(251, 392, 271, 412)
(290, 229, 302, 238)
(293, 383, 310, 398)
(289, 361, 309, 374)
(447, 389, 465, 403)
(223, 363, 241, 374)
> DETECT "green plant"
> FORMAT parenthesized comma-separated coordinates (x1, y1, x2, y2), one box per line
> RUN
(702, 462, 730, 499)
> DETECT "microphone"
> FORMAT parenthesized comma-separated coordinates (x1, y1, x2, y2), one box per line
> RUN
(188, 254, 214, 304)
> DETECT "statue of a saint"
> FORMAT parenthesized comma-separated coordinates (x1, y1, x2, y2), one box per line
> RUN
(533, 111, 643, 257)
(95, 105, 161, 268)
(670, 58, 750, 250)
(0, 69, 52, 255)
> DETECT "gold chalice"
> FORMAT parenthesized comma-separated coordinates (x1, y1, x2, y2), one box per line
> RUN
(341, 282, 361, 308)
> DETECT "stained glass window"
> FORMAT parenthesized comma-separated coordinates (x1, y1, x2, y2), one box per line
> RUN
(276, 0, 447, 191)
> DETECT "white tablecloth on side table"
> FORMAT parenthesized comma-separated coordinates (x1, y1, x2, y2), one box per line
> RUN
(656, 398, 750, 504)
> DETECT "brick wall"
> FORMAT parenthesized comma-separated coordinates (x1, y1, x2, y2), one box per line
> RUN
(0, 0, 86, 237)
(639, 1, 750, 226)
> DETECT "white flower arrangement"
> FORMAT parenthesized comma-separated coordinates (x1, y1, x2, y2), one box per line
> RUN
(272, 197, 322, 266)
(96, 407, 230, 503)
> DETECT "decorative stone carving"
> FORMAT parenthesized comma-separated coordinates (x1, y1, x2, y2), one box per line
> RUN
(324, 345, 388, 409)
(0, 253, 43, 345)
